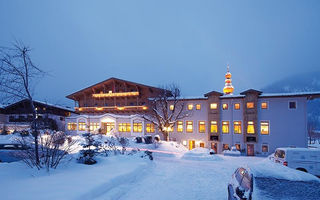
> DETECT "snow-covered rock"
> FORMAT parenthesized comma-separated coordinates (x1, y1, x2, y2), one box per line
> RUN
(181, 147, 223, 161)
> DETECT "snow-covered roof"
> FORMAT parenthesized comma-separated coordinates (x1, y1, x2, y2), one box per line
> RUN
(33, 100, 74, 112)
(4, 99, 75, 112)
(260, 91, 320, 98)
(219, 91, 320, 99)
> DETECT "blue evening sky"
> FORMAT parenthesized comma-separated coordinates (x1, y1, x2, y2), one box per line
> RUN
(1, 0, 319, 107)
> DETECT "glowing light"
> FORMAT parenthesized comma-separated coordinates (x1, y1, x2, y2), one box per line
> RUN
(117, 107, 125, 110)
(142, 106, 148, 110)
(182, 140, 187, 145)
(223, 65, 234, 95)
(95, 107, 103, 111)
(92, 91, 139, 98)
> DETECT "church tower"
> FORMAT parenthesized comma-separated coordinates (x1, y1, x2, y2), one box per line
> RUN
(223, 65, 234, 95)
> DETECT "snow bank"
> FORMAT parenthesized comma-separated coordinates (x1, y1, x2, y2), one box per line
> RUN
(249, 158, 320, 182)
(181, 148, 223, 161)
(0, 155, 151, 200)
(0, 134, 22, 143)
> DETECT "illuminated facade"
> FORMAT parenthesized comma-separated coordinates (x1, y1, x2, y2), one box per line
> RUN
(65, 77, 320, 156)
(66, 77, 164, 115)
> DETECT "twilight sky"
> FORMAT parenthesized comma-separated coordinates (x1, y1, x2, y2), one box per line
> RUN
(1, 0, 320, 107)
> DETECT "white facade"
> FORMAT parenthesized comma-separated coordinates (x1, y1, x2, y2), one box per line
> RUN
(65, 91, 319, 156)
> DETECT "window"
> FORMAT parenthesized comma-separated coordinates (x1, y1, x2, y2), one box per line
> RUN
(196, 104, 201, 110)
(169, 105, 174, 111)
(186, 121, 193, 133)
(222, 121, 229, 134)
(210, 121, 218, 133)
(198, 121, 205, 133)
(210, 103, 218, 109)
(223, 144, 229, 150)
(261, 102, 268, 109)
(222, 103, 228, 110)
(177, 121, 183, 132)
(235, 144, 241, 151)
(233, 121, 242, 134)
(188, 104, 193, 110)
(146, 123, 155, 133)
(289, 101, 297, 109)
(78, 120, 86, 131)
(246, 102, 254, 109)
(67, 122, 77, 130)
(133, 122, 142, 132)
(119, 123, 131, 132)
(247, 121, 255, 134)
(262, 144, 269, 153)
(260, 121, 269, 135)
(234, 103, 240, 110)
(89, 123, 100, 131)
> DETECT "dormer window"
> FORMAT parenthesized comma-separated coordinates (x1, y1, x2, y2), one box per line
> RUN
(246, 102, 254, 109)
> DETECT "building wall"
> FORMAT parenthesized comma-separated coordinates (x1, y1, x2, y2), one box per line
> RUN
(169, 100, 208, 148)
(65, 96, 309, 156)
(257, 97, 307, 155)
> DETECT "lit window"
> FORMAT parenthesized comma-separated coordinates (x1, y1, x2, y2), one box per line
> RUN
(246, 102, 254, 109)
(198, 121, 205, 133)
(119, 123, 131, 132)
(261, 102, 268, 109)
(210, 121, 218, 133)
(169, 105, 174, 111)
(188, 104, 193, 110)
(67, 122, 77, 130)
(235, 144, 241, 151)
(78, 120, 86, 131)
(200, 142, 205, 148)
(146, 123, 155, 133)
(196, 104, 201, 110)
(289, 101, 296, 109)
(177, 121, 183, 132)
(234, 103, 240, 110)
(260, 121, 269, 135)
(133, 123, 142, 132)
(233, 121, 242, 134)
(222, 103, 228, 110)
(222, 121, 229, 134)
(223, 144, 229, 150)
(210, 103, 218, 109)
(89, 123, 100, 131)
(262, 144, 269, 152)
(186, 121, 193, 133)
(247, 121, 255, 134)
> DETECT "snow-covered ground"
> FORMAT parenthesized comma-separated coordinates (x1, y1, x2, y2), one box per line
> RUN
(0, 135, 319, 200)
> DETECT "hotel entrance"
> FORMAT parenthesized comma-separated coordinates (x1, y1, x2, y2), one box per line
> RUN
(189, 140, 195, 150)
(101, 122, 115, 135)
(247, 144, 254, 156)
(211, 142, 218, 154)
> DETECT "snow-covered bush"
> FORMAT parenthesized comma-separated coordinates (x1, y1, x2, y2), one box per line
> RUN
(117, 137, 129, 154)
(78, 133, 100, 165)
(15, 131, 77, 170)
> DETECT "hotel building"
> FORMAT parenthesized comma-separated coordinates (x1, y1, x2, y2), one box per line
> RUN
(65, 72, 320, 156)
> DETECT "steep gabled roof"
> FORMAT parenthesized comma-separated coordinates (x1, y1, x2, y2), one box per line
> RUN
(204, 90, 223, 97)
(4, 99, 74, 113)
(66, 77, 164, 100)
(240, 89, 263, 95)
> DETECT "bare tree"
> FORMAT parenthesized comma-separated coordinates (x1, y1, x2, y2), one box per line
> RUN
(308, 117, 317, 144)
(0, 41, 45, 165)
(143, 84, 191, 141)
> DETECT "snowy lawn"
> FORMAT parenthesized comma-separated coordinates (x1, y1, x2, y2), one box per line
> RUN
(1, 137, 319, 200)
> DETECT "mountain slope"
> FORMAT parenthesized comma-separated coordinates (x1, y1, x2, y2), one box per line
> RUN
(261, 71, 320, 129)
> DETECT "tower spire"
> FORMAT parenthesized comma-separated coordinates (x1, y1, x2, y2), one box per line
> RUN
(223, 65, 234, 95)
